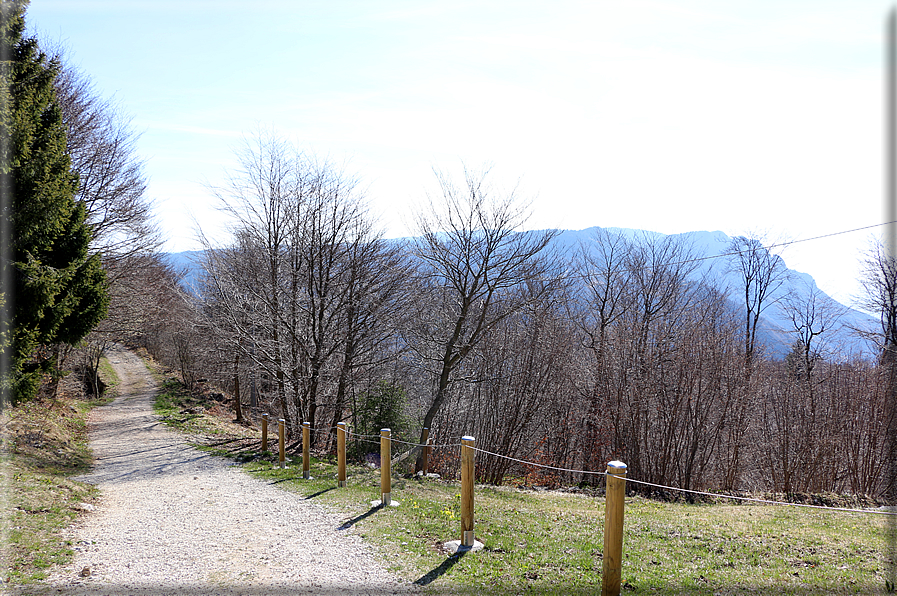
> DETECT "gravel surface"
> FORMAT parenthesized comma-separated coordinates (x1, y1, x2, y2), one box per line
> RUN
(36, 345, 413, 596)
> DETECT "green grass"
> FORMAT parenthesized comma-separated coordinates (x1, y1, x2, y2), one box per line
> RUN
(152, 377, 256, 442)
(95, 357, 120, 403)
(153, 378, 204, 429)
(2, 356, 119, 585)
(4, 468, 97, 583)
(147, 382, 895, 594)
(229, 451, 893, 595)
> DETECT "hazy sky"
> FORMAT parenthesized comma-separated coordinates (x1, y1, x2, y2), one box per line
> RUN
(27, 1, 892, 307)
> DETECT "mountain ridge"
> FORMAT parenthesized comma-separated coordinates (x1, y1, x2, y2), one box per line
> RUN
(164, 226, 879, 360)
(550, 227, 877, 359)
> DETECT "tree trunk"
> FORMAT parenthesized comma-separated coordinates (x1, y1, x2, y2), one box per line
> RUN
(415, 359, 454, 471)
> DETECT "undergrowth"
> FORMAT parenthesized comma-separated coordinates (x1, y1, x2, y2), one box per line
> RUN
(2, 357, 119, 585)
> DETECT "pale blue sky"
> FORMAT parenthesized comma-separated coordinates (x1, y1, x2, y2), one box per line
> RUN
(27, 0, 892, 306)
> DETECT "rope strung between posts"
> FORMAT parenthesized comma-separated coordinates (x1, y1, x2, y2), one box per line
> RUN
(346, 435, 380, 447)
(344, 430, 462, 449)
(345, 431, 382, 439)
(279, 420, 894, 517)
(469, 447, 896, 516)
(623, 476, 897, 516)
(389, 436, 463, 449)
(298, 423, 337, 433)
(472, 446, 608, 476)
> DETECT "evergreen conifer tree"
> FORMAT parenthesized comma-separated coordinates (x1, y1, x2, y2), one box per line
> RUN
(0, 0, 108, 404)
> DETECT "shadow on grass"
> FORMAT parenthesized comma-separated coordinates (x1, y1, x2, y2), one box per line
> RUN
(337, 504, 382, 530)
(413, 550, 467, 586)
(305, 486, 335, 500)
(205, 437, 247, 447)
(18, 445, 93, 476)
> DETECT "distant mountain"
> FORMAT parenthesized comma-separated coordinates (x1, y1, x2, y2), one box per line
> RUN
(552, 227, 878, 360)
(162, 250, 206, 294)
(164, 227, 880, 361)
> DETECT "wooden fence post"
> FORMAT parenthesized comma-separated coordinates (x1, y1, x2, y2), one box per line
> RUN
(337, 422, 347, 488)
(380, 428, 391, 505)
(421, 427, 430, 474)
(278, 419, 286, 469)
(461, 436, 475, 547)
(302, 422, 311, 479)
(602, 460, 627, 596)
(261, 414, 268, 453)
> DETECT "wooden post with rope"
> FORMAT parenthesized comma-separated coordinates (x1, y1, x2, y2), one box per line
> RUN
(337, 422, 347, 488)
(461, 436, 475, 546)
(380, 429, 391, 505)
(602, 460, 627, 596)
(278, 419, 286, 469)
(302, 422, 311, 479)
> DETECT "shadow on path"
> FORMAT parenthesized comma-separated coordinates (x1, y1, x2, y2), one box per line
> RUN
(25, 583, 407, 595)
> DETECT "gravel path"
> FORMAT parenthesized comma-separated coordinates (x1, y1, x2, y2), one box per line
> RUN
(37, 345, 413, 595)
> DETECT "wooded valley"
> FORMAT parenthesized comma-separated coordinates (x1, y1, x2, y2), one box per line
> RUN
(123, 134, 896, 499)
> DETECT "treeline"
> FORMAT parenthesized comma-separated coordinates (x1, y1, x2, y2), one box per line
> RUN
(2, 0, 164, 405)
(140, 134, 895, 499)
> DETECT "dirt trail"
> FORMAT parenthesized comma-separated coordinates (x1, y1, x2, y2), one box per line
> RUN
(36, 345, 410, 596)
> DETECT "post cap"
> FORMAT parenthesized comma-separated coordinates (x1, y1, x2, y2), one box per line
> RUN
(607, 460, 627, 470)
(278, 418, 285, 423)
(461, 435, 475, 442)
(381, 428, 391, 432)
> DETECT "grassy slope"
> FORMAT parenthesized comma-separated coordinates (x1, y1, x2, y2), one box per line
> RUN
(2, 358, 118, 585)
(153, 377, 894, 595)
(236, 459, 891, 595)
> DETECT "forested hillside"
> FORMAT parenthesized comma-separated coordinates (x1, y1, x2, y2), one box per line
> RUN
(145, 136, 895, 499)
(170, 227, 878, 360)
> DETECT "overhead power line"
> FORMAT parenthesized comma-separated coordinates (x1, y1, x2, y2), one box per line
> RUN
(568, 220, 897, 280)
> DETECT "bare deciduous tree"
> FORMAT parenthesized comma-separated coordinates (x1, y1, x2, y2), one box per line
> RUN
(855, 238, 897, 500)
(51, 55, 161, 259)
(199, 131, 410, 444)
(723, 233, 791, 489)
(407, 166, 560, 470)
(434, 284, 573, 485)
(568, 228, 632, 478)
(857, 239, 897, 362)
(727, 233, 791, 366)
(201, 130, 297, 434)
(324, 227, 411, 449)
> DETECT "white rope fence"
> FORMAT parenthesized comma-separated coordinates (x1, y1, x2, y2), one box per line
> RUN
(623, 476, 897, 516)
(472, 446, 897, 516)
(473, 446, 608, 477)
(253, 417, 895, 596)
(257, 416, 896, 517)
